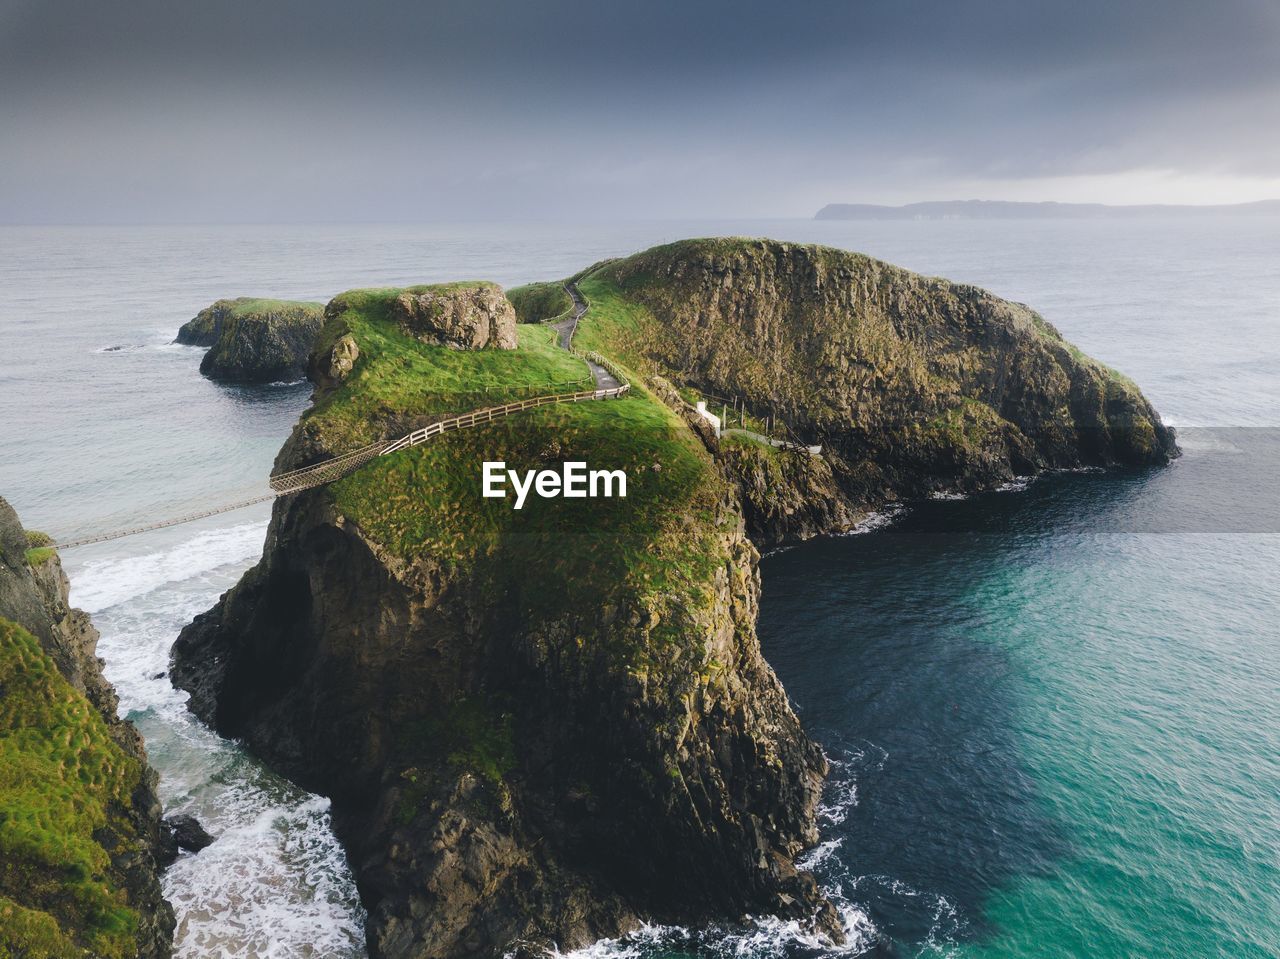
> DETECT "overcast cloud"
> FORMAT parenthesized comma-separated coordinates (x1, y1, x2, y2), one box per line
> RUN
(2, 0, 1279, 222)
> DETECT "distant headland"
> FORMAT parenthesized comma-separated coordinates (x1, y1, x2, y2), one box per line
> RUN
(814, 199, 1280, 220)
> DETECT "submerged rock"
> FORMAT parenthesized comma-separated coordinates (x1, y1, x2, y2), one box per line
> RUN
(176, 297, 325, 382)
(0, 496, 174, 958)
(165, 814, 215, 854)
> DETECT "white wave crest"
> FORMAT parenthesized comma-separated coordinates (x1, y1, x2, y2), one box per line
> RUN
(551, 901, 878, 959)
(839, 506, 907, 537)
(164, 793, 365, 959)
(68, 520, 267, 613)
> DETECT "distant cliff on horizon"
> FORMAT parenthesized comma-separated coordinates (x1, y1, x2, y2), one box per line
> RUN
(815, 199, 1280, 220)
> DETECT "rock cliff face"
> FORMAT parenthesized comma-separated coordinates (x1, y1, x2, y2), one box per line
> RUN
(579, 238, 1177, 548)
(0, 496, 174, 959)
(175, 297, 325, 382)
(172, 282, 834, 958)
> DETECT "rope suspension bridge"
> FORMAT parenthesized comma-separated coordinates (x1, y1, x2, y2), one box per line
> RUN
(52, 286, 630, 550)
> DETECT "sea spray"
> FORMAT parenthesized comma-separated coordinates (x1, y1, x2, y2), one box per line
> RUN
(69, 524, 368, 959)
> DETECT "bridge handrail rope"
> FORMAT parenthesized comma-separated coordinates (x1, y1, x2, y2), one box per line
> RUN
(53, 283, 630, 549)
(53, 494, 277, 550)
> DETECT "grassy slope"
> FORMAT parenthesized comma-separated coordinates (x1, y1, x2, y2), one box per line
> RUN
(505, 281, 572, 324)
(0, 619, 144, 959)
(308, 288, 594, 448)
(301, 282, 727, 640)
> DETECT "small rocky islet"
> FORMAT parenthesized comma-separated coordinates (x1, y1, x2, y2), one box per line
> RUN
(175, 296, 325, 383)
(4, 238, 1175, 957)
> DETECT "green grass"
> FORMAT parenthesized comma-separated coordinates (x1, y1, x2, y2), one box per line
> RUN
(23, 531, 55, 567)
(307, 286, 594, 448)
(505, 281, 572, 324)
(571, 274, 652, 370)
(0, 619, 143, 959)
(224, 297, 324, 316)
(330, 388, 722, 619)
(301, 280, 729, 646)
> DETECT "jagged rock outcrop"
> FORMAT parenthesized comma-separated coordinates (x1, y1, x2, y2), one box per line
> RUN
(172, 282, 833, 958)
(173, 301, 234, 347)
(392, 283, 518, 350)
(583, 238, 1177, 547)
(175, 297, 325, 382)
(164, 815, 214, 854)
(310, 332, 360, 391)
(0, 496, 174, 958)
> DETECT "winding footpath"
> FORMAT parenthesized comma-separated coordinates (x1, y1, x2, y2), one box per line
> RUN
(54, 284, 628, 549)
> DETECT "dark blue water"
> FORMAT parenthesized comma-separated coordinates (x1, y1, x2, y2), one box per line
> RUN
(759, 441, 1280, 958)
(1, 219, 1277, 958)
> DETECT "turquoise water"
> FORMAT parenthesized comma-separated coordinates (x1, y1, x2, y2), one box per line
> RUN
(1, 219, 1277, 957)
(759, 445, 1280, 958)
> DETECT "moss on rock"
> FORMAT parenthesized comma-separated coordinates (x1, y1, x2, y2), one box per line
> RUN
(0, 497, 173, 959)
(176, 297, 325, 382)
(572, 237, 1177, 546)
(0, 619, 144, 958)
(506, 281, 573, 324)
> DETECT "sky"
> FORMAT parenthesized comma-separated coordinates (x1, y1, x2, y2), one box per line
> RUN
(2, 0, 1279, 222)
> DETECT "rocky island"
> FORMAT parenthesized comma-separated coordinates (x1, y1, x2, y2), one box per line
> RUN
(575, 238, 1176, 548)
(170, 239, 1175, 958)
(175, 297, 325, 382)
(0, 498, 175, 958)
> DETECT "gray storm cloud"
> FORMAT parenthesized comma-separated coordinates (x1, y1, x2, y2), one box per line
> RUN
(2, 0, 1278, 221)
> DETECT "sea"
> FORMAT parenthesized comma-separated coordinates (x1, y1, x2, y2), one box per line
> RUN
(0, 218, 1276, 959)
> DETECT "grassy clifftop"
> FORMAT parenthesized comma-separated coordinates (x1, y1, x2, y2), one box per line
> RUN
(0, 618, 146, 959)
(298, 281, 728, 621)
(175, 297, 323, 347)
